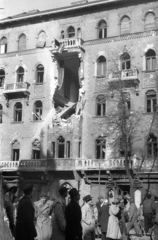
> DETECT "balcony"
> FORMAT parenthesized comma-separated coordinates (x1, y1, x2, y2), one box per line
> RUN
(3, 82, 30, 100)
(108, 69, 139, 89)
(51, 38, 84, 55)
(0, 157, 157, 172)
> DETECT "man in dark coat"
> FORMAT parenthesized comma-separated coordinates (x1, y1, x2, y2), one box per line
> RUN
(143, 193, 155, 234)
(99, 199, 109, 240)
(65, 188, 82, 240)
(15, 184, 37, 240)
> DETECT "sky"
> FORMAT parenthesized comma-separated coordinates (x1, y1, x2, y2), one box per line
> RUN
(0, 0, 73, 19)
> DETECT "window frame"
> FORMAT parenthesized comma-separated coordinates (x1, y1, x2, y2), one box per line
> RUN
(18, 34, 26, 51)
(98, 20, 107, 39)
(147, 134, 157, 159)
(12, 140, 20, 161)
(146, 90, 157, 113)
(36, 64, 44, 84)
(0, 69, 5, 88)
(0, 37, 7, 54)
(145, 49, 156, 72)
(145, 12, 156, 31)
(57, 136, 65, 158)
(97, 56, 107, 77)
(121, 52, 131, 70)
(14, 102, 22, 122)
(96, 136, 106, 159)
(96, 95, 106, 117)
(67, 26, 75, 38)
(120, 16, 131, 35)
(17, 66, 24, 83)
(33, 100, 43, 121)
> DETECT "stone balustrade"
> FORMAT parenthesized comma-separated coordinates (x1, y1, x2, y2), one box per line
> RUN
(0, 157, 157, 171)
(109, 68, 138, 81)
(4, 82, 30, 92)
(52, 38, 84, 50)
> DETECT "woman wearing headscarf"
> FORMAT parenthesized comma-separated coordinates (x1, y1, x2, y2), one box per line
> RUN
(65, 188, 82, 240)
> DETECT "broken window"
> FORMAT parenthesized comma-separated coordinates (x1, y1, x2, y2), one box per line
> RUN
(98, 20, 107, 39)
(33, 101, 43, 121)
(18, 34, 26, 51)
(146, 90, 157, 113)
(17, 66, 24, 82)
(0, 37, 7, 54)
(12, 140, 20, 161)
(36, 64, 44, 84)
(96, 136, 106, 159)
(58, 136, 65, 158)
(14, 102, 22, 122)
(146, 49, 156, 71)
(121, 16, 130, 35)
(147, 134, 157, 159)
(96, 95, 106, 116)
(0, 69, 5, 87)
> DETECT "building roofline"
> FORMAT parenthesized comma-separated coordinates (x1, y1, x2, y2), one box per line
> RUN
(0, 0, 134, 24)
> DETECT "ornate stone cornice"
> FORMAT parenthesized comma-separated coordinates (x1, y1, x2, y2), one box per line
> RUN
(84, 29, 158, 46)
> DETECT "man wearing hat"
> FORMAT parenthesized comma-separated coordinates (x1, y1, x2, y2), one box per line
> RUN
(65, 188, 82, 240)
(82, 194, 95, 240)
(15, 183, 37, 240)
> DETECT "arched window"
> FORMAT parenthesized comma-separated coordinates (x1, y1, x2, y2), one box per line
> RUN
(12, 140, 20, 161)
(33, 101, 43, 121)
(58, 136, 65, 158)
(96, 95, 106, 116)
(97, 56, 106, 76)
(120, 16, 130, 35)
(96, 136, 106, 159)
(146, 90, 157, 113)
(36, 31, 46, 48)
(17, 66, 24, 82)
(121, 52, 131, 70)
(146, 49, 156, 71)
(67, 26, 75, 38)
(98, 20, 107, 39)
(14, 102, 22, 122)
(0, 69, 5, 87)
(18, 34, 26, 51)
(32, 139, 41, 159)
(61, 30, 65, 39)
(0, 104, 3, 123)
(0, 37, 7, 54)
(147, 134, 157, 159)
(119, 136, 131, 157)
(145, 12, 155, 30)
(77, 28, 82, 38)
(36, 64, 44, 84)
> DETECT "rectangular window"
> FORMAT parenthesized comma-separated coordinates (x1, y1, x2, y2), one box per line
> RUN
(12, 149, 20, 161)
(66, 141, 70, 158)
(52, 142, 56, 158)
(32, 150, 40, 159)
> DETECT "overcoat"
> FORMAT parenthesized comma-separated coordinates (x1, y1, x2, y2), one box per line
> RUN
(65, 199, 82, 240)
(99, 203, 109, 233)
(51, 196, 66, 240)
(15, 195, 37, 240)
(106, 204, 121, 240)
(82, 203, 95, 240)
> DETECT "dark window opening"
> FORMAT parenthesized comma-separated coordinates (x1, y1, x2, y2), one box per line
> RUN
(34, 101, 43, 121)
(12, 149, 20, 161)
(121, 52, 131, 70)
(61, 31, 65, 39)
(58, 136, 65, 158)
(67, 26, 75, 38)
(78, 141, 82, 158)
(32, 149, 40, 159)
(66, 141, 70, 158)
(147, 134, 157, 159)
(96, 95, 106, 116)
(52, 142, 56, 158)
(98, 20, 107, 39)
(0, 104, 2, 123)
(17, 67, 24, 82)
(96, 136, 106, 159)
(36, 64, 44, 84)
(0, 69, 5, 88)
(14, 102, 22, 122)
(119, 137, 131, 157)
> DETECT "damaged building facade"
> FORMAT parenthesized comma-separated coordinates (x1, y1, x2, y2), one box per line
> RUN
(0, 0, 158, 203)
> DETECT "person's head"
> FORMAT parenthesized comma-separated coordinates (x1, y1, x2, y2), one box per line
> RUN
(69, 188, 80, 202)
(40, 192, 47, 204)
(22, 184, 34, 198)
(59, 187, 68, 198)
(98, 195, 104, 203)
(84, 194, 93, 205)
(147, 193, 151, 199)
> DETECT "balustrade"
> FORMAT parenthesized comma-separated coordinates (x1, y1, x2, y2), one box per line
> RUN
(4, 82, 30, 91)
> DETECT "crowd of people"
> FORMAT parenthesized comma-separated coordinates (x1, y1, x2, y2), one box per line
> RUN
(3, 184, 158, 240)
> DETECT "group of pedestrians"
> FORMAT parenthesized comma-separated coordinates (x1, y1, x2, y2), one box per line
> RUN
(3, 183, 158, 240)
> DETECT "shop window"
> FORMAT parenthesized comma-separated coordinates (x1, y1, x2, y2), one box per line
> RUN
(33, 101, 43, 121)
(12, 140, 20, 161)
(0, 69, 5, 87)
(146, 49, 156, 71)
(32, 139, 41, 159)
(14, 102, 22, 122)
(121, 52, 131, 70)
(147, 134, 157, 159)
(0, 104, 2, 123)
(96, 95, 106, 116)
(36, 31, 46, 48)
(0, 37, 7, 54)
(97, 56, 106, 76)
(17, 66, 24, 82)
(146, 90, 157, 113)
(96, 136, 106, 159)
(145, 12, 155, 30)
(58, 136, 65, 158)
(120, 16, 130, 35)
(18, 34, 26, 51)
(36, 64, 44, 84)
(67, 26, 75, 38)
(98, 20, 107, 39)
